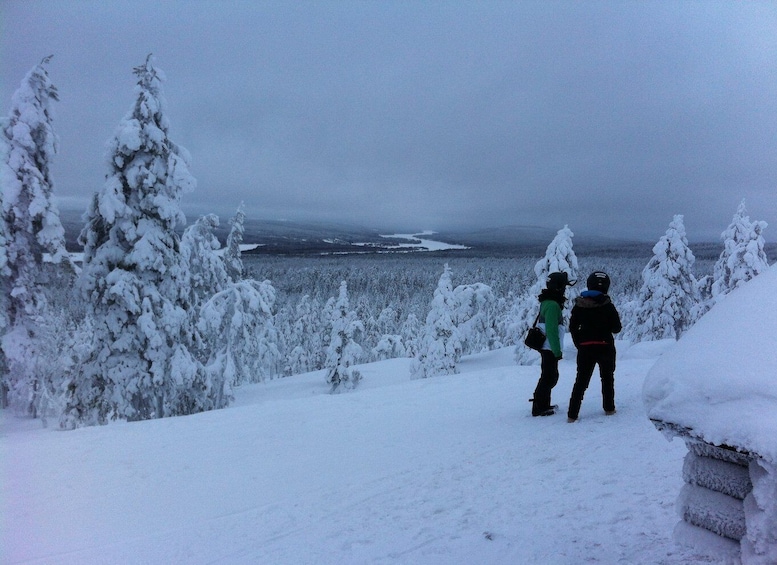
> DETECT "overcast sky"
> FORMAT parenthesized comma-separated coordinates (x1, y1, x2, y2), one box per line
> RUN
(2, 1, 776, 241)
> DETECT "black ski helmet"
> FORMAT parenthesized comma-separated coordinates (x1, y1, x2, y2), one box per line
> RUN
(586, 271, 611, 293)
(546, 272, 575, 291)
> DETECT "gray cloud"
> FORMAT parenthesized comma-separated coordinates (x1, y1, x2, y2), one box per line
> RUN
(2, 1, 776, 241)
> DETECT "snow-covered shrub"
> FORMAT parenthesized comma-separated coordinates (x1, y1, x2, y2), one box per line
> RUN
(3, 309, 94, 426)
(325, 281, 364, 392)
(371, 334, 406, 361)
(198, 279, 279, 394)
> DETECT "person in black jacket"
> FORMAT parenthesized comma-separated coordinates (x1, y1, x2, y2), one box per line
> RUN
(567, 271, 622, 422)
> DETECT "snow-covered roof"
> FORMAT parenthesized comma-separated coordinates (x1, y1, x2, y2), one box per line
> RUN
(643, 264, 777, 464)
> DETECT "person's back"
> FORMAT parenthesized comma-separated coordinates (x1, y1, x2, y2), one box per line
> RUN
(567, 272, 622, 422)
(569, 290, 621, 347)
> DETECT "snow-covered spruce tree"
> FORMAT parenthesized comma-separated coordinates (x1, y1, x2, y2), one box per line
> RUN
(514, 225, 579, 365)
(411, 264, 462, 379)
(1, 56, 74, 414)
(224, 201, 245, 282)
(711, 200, 769, 300)
(198, 279, 279, 397)
(325, 281, 364, 393)
(624, 215, 699, 342)
(181, 213, 229, 311)
(63, 56, 208, 427)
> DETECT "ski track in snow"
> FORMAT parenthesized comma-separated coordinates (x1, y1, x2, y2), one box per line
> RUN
(2, 347, 728, 564)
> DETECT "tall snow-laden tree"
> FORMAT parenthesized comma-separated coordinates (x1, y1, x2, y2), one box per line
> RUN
(62, 55, 208, 427)
(1, 56, 73, 413)
(325, 281, 364, 393)
(625, 215, 699, 342)
(224, 201, 245, 281)
(711, 200, 769, 300)
(198, 279, 279, 396)
(514, 225, 579, 365)
(411, 264, 462, 379)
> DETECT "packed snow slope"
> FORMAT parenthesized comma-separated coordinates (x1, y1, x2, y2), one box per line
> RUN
(4, 343, 724, 564)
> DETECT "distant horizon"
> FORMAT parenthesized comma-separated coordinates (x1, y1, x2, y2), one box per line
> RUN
(55, 205, 776, 252)
(53, 191, 775, 246)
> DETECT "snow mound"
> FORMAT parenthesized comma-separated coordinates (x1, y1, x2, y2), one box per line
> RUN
(643, 264, 777, 464)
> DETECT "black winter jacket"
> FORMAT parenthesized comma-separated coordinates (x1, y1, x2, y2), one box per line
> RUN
(569, 291, 622, 347)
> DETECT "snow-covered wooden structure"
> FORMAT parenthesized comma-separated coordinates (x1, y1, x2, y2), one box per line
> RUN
(643, 265, 777, 565)
(651, 420, 755, 544)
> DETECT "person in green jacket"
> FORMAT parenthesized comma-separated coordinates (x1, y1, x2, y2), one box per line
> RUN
(531, 271, 575, 416)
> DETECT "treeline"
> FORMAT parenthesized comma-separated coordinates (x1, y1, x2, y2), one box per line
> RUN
(256, 252, 653, 370)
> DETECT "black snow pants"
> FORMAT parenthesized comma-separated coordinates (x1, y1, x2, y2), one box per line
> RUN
(567, 344, 616, 420)
(532, 350, 560, 416)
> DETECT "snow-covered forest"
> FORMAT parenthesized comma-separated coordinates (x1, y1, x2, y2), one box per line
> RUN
(1, 56, 773, 429)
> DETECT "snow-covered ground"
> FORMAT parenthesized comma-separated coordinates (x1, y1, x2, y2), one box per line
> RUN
(2, 339, 729, 564)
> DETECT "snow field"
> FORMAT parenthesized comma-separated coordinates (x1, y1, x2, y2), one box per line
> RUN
(2, 342, 723, 564)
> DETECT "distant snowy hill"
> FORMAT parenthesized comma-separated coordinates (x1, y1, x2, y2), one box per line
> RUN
(57, 208, 777, 259)
(3, 340, 728, 564)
